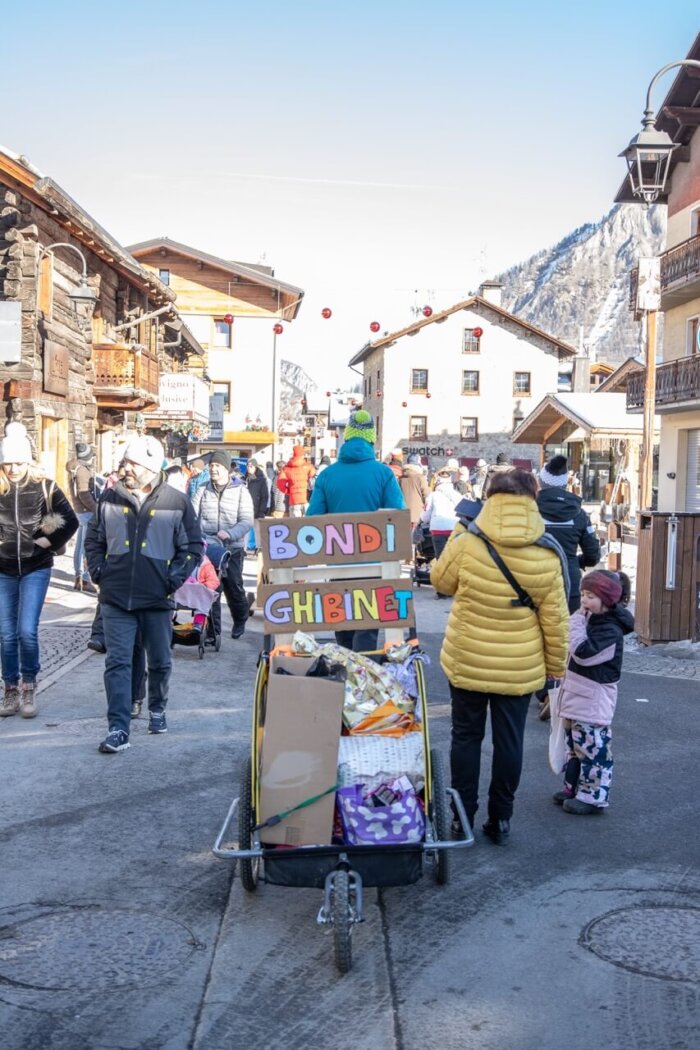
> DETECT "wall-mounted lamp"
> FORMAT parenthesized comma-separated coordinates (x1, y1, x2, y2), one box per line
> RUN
(40, 242, 98, 329)
(666, 472, 676, 480)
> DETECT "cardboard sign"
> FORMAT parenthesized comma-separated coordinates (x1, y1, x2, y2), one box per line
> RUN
(259, 578, 415, 634)
(259, 510, 411, 570)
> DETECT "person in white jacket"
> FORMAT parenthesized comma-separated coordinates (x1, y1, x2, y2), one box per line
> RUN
(420, 470, 462, 580)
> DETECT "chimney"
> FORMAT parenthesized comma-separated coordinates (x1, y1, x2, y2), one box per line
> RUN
(572, 356, 590, 392)
(478, 280, 503, 307)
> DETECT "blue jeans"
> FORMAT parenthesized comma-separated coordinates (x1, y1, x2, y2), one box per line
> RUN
(101, 604, 172, 734)
(0, 568, 52, 684)
(73, 511, 93, 580)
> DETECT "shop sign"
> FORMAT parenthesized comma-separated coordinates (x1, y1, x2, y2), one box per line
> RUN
(401, 444, 446, 457)
(148, 373, 209, 422)
(43, 341, 69, 396)
(208, 393, 225, 442)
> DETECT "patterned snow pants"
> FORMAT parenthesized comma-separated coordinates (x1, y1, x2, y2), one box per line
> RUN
(563, 720, 613, 808)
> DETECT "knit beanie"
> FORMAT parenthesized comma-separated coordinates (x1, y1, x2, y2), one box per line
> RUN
(209, 450, 231, 470)
(581, 570, 623, 609)
(0, 422, 33, 465)
(539, 454, 568, 489)
(122, 435, 165, 473)
(446, 458, 459, 471)
(344, 409, 376, 445)
(76, 442, 93, 461)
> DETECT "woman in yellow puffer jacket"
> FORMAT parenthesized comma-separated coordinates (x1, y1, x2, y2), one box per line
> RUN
(431, 468, 569, 845)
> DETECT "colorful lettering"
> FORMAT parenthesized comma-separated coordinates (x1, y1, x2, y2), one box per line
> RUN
(265, 591, 292, 624)
(358, 523, 381, 553)
(325, 523, 354, 556)
(292, 590, 315, 623)
(268, 525, 297, 561)
(352, 589, 379, 620)
(393, 589, 413, 619)
(297, 525, 323, 556)
(375, 585, 399, 621)
(386, 522, 395, 552)
(322, 592, 347, 624)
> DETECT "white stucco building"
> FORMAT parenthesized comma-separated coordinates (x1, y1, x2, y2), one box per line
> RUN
(348, 283, 577, 469)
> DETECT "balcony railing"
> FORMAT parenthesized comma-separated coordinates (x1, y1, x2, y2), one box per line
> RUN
(93, 344, 160, 409)
(629, 233, 700, 314)
(626, 355, 700, 411)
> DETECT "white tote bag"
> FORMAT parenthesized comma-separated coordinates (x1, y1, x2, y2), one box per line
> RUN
(547, 684, 567, 774)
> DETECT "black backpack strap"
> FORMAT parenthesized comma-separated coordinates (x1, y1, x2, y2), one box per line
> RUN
(481, 535, 538, 611)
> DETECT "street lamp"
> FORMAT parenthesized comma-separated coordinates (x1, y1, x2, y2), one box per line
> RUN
(39, 242, 98, 328)
(620, 59, 700, 204)
(619, 58, 700, 516)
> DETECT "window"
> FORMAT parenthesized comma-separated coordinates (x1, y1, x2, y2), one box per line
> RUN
(462, 369, 480, 394)
(212, 382, 230, 409)
(463, 328, 481, 353)
(513, 371, 531, 395)
(410, 415, 427, 439)
(513, 412, 525, 433)
(689, 316, 700, 356)
(411, 368, 429, 393)
(213, 319, 232, 348)
(460, 417, 478, 441)
(158, 268, 170, 286)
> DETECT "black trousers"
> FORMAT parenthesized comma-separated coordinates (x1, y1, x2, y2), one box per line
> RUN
(210, 547, 249, 634)
(449, 684, 531, 823)
(90, 605, 146, 702)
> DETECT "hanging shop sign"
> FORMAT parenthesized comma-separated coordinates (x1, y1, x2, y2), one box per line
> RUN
(259, 510, 411, 569)
(43, 340, 69, 396)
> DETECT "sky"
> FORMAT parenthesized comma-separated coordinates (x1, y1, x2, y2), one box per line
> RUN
(3, 2, 699, 388)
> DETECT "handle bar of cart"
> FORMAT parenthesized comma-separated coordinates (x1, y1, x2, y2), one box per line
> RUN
(213, 787, 474, 860)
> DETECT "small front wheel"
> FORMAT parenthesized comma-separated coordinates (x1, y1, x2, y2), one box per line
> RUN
(238, 755, 260, 892)
(332, 870, 352, 974)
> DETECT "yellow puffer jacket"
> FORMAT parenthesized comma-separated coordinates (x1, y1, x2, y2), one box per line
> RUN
(431, 494, 569, 695)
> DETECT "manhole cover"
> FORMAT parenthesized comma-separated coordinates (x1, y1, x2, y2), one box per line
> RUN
(581, 904, 700, 983)
(0, 906, 196, 991)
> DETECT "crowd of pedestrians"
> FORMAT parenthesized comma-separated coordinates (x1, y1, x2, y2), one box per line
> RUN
(0, 414, 632, 840)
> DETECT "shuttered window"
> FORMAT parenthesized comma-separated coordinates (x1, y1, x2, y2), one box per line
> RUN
(686, 429, 700, 512)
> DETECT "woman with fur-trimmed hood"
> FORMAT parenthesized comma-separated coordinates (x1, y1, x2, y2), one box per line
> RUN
(0, 424, 78, 719)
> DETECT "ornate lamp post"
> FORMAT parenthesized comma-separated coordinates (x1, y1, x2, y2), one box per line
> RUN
(39, 242, 98, 330)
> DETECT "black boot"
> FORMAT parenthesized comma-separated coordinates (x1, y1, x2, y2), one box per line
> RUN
(482, 818, 510, 845)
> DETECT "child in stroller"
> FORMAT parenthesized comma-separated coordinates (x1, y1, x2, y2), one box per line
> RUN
(171, 550, 221, 657)
(411, 522, 435, 586)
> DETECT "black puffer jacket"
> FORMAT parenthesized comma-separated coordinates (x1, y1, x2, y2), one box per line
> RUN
(0, 479, 78, 577)
(246, 471, 270, 518)
(85, 476, 203, 611)
(536, 488, 600, 608)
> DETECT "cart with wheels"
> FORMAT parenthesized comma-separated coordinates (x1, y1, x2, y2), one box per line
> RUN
(213, 510, 474, 973)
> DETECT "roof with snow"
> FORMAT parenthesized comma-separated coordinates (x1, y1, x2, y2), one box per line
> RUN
(512, 392, 645, 445)
(348, 295, 577, 366)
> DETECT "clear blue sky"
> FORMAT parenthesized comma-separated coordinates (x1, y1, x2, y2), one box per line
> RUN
(3, 2, 698, 386)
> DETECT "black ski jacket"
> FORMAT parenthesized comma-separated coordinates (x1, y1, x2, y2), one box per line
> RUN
(536, 488, 600, 608)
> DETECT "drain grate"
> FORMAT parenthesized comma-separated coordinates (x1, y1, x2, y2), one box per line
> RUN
(0, 904, 197, 992)
(580, 904, 700, 983)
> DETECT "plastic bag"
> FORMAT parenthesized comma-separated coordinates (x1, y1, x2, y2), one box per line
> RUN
(337, 779, 425, 845)
(548, 685, 567, 774)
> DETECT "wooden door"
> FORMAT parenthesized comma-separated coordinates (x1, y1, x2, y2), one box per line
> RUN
(39, 416, 69, 489)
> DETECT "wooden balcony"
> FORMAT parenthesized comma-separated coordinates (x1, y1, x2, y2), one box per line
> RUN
(92, 344, 160, 410)
(626, 355, 700, 412)
(629, 233, 700, 314)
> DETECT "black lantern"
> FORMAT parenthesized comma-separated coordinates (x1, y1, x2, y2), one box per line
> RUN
(620, 122, 676, 205)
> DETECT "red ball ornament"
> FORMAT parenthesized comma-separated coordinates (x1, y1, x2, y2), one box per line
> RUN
(377, 391, 382, 398)
(402, 401, 408, 408)
(426, 392, 432, 399)
(325, 390, 332, 397)
(224, 313, 234, 325)
(473, 326, 483, 339)
(273, 323, 284, 335)
(321, 307, 332, 319)
(422, 306, 433, 317)
(370, 321, 381, 333)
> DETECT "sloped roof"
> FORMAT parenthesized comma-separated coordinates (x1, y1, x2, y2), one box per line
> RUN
(127, 236, 304, 317)
(614, 31, 700, 205)
(513, 392, 643, 444)
(348, 295, 577, 366)
(595, 356, 644, 393)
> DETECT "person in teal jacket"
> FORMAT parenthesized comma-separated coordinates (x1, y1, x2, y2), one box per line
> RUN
(306, 409, 405, 654)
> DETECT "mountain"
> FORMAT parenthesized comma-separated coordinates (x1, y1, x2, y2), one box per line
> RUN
(279, 359, 318, 420)
(497, 204, 666, 363)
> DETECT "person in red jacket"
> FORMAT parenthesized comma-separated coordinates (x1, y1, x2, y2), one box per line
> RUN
(276, 445, 315, 517)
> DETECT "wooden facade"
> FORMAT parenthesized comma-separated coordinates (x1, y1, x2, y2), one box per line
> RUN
(635, 512, 700, 643)
(0, 150, 197, 482)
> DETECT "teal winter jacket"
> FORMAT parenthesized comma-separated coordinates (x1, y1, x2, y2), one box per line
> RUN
(306, 438, 405, 515)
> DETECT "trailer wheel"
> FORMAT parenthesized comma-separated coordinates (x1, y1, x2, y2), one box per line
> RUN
(430, 748, 451, 886)
(238, 755, 260, 892)
(332, 870, 353, 974)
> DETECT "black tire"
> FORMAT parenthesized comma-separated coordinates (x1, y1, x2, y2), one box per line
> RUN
(332, 869, 352, 974)
(430, 748, 451, 886)
(238, 755, 260, 892)
(198, 642, 204, 659)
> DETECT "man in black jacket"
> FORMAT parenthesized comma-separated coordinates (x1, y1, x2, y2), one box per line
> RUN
(85, 435, 202, 753)
(536, 455, 600, 613)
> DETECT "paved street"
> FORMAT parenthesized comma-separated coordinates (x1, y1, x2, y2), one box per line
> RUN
(1, 557, 698, 1050)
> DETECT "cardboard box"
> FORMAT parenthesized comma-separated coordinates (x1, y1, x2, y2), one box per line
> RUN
(258, 655, 344, 846)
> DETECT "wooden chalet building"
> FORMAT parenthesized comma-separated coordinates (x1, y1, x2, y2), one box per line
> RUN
(127, 238, 304, 462)
(0, 147, 202, 486)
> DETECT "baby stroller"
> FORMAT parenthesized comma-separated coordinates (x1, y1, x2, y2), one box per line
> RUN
(411, 523, 435, 587)
(171, 578, 221, 659)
